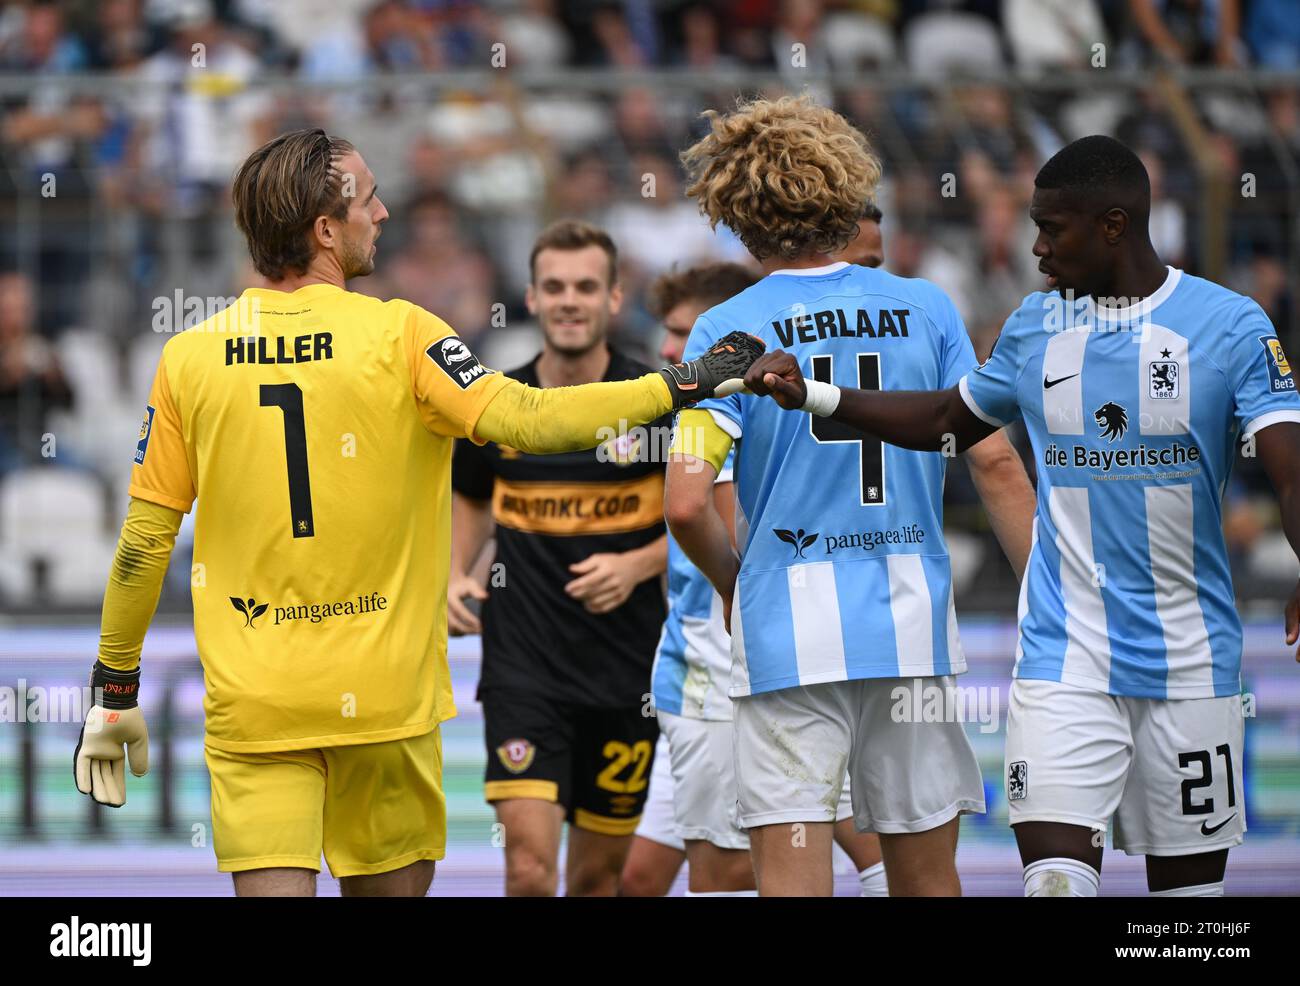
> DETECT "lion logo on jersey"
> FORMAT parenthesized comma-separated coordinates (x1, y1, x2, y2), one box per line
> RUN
(1094, 402, 1128, 443)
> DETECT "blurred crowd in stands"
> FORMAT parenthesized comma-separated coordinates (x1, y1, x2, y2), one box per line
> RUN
(1, 0, 1298, 607)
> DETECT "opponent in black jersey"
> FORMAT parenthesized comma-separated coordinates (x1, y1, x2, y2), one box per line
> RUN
(450, 221, 668, 897)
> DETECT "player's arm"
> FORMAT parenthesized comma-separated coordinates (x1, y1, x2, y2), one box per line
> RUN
(78, 347, 193, 807)
(76, 496, 181, 805)
(744, 350, 995, 453)
(714, 479, 737, 552)
(472, 332, 764, 452)
(964, 430, 1036, 580)
(1255, 422, 1300, 659)
(664, 409, 739, 624)
(449, 491, 493, 636)
(565, 534, 668, 616)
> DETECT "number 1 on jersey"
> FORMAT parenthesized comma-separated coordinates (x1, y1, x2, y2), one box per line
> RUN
(809, 353, 885, 506)
(260, 383, 315, 538)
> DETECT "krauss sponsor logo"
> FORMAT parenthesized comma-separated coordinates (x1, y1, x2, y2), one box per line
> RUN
(274, 591, 388, 626)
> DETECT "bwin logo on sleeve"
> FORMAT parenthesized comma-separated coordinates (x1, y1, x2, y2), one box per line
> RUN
(426, 336, 493, 390)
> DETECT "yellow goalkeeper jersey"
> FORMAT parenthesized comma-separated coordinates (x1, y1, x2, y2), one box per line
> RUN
(130, 283, 511, 752)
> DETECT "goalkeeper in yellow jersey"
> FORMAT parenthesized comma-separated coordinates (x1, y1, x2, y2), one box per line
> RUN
(73, 129, 763, 897)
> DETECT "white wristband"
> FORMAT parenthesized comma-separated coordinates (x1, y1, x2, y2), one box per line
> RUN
(802, 379, 841, 417)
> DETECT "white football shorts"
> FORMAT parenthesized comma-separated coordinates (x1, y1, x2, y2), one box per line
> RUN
(733, 677, 986, 833)
(1005, 677, 1246, 856)
(633, 732, 685, 852)
(658, 710, 855, 850)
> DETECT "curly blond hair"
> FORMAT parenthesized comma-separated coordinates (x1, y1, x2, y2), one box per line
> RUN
(681, 95, 882, 262)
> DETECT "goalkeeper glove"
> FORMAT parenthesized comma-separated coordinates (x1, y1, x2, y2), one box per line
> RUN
(74, 660, 149, 807)
(658, 331, 765, 408)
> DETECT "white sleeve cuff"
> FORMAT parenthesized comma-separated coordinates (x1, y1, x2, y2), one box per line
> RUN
(1242, 408, 1300, 438)
(958, 375, 1007, 428)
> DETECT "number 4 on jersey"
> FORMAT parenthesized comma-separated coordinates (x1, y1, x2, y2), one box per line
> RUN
(809, 353, 885, 506)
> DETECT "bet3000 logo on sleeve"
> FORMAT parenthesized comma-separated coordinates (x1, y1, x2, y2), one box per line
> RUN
(1261, 336, 1295, 392)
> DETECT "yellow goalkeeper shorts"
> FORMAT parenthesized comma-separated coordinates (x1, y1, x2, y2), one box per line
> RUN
(204, 727, 445, 877)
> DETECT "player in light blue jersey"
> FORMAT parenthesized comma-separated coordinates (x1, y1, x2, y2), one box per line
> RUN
(747, 135, 1300, 897)
(635, 247, 898, 896)
(666, 97, 1036, 896)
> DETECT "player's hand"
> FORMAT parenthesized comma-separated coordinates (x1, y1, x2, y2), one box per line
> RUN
(565, 552, 639, 615)
(723, 592, 733, 635)
(73, 661, 149, 808)
(659, 331, 766, 408)
(448, 571, 488, 636)
(1286, 578, 1299, 661)
(745, 351, 807, 410)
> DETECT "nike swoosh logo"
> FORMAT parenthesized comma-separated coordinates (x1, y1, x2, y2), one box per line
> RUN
(1043, 373, 1080, 389)
(1200, 813, 1237, 836)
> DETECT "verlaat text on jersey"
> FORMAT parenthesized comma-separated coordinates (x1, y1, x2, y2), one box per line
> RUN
(772, 307, 911, 347)
(225, 332, 334, 365)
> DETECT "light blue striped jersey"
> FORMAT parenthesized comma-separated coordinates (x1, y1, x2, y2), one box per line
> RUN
(683, 261, 979, 696)
(651, 450, 735, 720)
(960, 267, 1300, 699)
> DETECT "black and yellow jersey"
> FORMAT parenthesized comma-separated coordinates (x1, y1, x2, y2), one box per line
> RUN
(453, 348, 670, 707)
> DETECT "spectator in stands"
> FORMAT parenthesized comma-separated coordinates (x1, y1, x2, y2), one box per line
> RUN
(132, 0, 273, 296)
(0, 1, 100, 330)
(83, 0, 153, 70)
(1003, 0, 1107, 71)
(553, 148, 617, 226)
(961, 182, 1039, 354)
(1129, 0, 1245, 67)
(378, 191, 497, 348)
(1140, 148, 1187, 268)
(1244, 0, 1300, 69)
(301, 0, 430, 79)
(0, 273, 73, 473)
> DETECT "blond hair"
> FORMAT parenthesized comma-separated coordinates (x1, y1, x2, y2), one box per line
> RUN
(681, 95, 881, 261)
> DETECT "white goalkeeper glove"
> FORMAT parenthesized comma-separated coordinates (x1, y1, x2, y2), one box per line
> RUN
(74, 661, 150, 807)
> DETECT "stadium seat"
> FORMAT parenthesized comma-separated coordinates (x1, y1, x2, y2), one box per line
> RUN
(1, 468, 106, 555)
(904, 12, 1005, 79)
(0, 467, 111, 604)
(823, 12, 897, 71)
